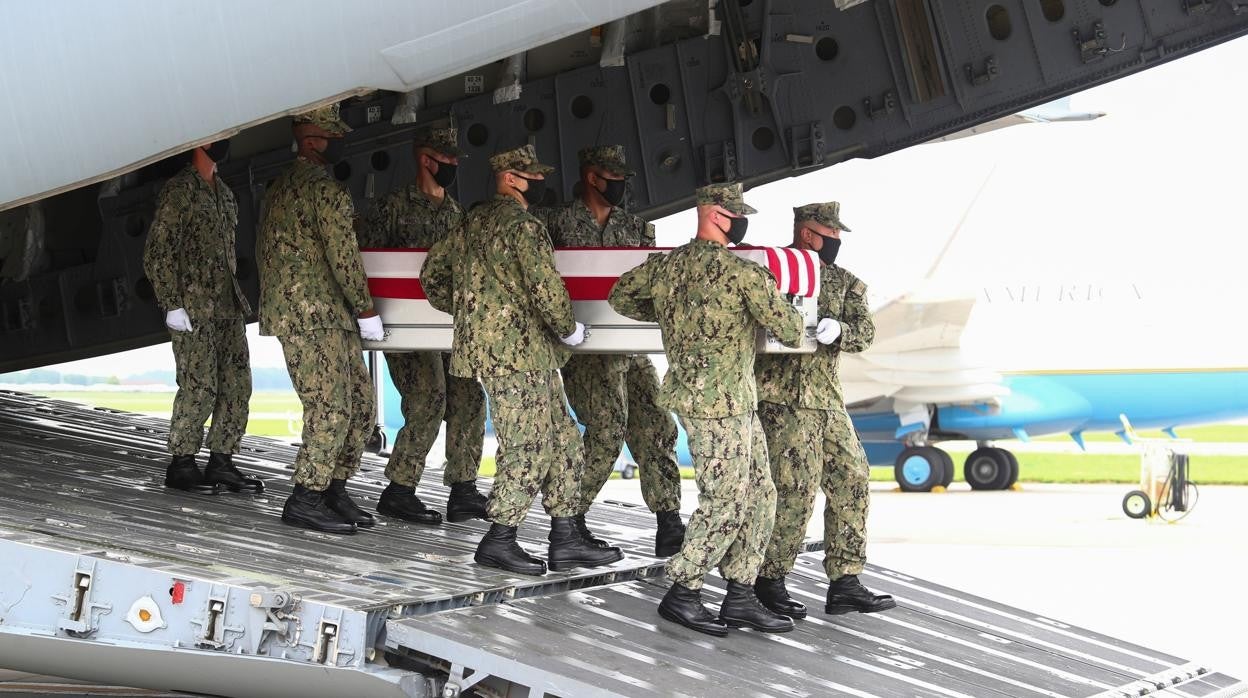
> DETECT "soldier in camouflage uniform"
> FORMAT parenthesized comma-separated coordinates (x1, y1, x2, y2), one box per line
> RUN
(257, 104, 386, 535)
(532, 145, 685, 557)
(422, 144, 624, 576)
(143, 140, 264, 494)
(358, 126, 488, 525)
(609, 182, 803, 637)
(753, 202, 895, 619)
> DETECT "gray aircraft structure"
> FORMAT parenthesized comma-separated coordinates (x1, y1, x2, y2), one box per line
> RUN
(1, 1, 1247, 696)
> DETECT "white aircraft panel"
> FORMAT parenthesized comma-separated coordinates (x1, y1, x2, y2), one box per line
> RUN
(0, 0, 665, 211)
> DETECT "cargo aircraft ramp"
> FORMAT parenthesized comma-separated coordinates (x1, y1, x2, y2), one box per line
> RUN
(0, 391, 1242, 698)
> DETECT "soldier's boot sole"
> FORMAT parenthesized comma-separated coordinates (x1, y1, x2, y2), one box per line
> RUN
(547, 548, 624, 572)
(657, 604, 730, 637)
(376, 500, 443, 525)
(759, 599, 808, 619)
(474, 552, 547, 576)
(825, 597, 897, 616)
(445, 508, 487, 523)
(280, 513, 356, 535)
(719, 615, 796, 633)
(203, 473, 265, 494)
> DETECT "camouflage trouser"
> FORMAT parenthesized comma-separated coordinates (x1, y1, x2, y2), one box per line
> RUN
(757, 401, 870, 581)
(383, 351, 486, 487)
(280, 329, 374, 491)
(168, 318, 251, 456)
(666, 411, 777, 590)
(562, 353, 681, 514)
(480, 369, 582, 527)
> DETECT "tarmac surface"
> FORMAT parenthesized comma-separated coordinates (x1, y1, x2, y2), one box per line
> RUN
(601, 477, 1248, 682)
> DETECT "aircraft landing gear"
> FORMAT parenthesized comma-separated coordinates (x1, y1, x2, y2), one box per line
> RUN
(894, 446, 953, 492)
(964, 447, 1019, 491)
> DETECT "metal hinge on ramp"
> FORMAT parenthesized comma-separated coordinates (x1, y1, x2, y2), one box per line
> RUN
(385, 617, 622, 698)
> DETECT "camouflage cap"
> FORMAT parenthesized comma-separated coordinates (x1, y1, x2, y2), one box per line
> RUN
(695, 182, 757, 215)
(292, 103, 351, 135)
(578, 145, 635, 177)
(793, 201, 852, 232)
(413, 125, 464, 157)
(489, 144, 554, 175)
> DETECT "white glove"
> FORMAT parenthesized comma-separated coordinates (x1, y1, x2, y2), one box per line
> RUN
(816, 317, 842, 345)
(561, 321, 586, 346)
(358, 314, 385, 341)
(165, 308, 193, 332)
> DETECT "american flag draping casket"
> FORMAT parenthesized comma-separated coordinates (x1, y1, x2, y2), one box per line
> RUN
(360, 247, 820, 354)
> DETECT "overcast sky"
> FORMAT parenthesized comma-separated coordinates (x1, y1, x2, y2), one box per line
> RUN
(42, 35, 1248, 379)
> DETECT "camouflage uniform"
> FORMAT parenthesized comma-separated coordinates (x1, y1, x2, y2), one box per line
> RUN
(359, 168, 485, 488)
(533, 154, 681, 515)
(608, 183, 804, 589)
(755, 202, 876, 581)
(257, 109, 375, 491)
(143, 164, 252, 457)
(422, 145, 581, 527)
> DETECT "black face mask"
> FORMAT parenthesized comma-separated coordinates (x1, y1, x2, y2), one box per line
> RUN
(722, 215, 749, 245)
(816, 235, 841, 265)
(431, 160, 458, 188)
(516, 175, 546, 206)
(203, 140, 230, 163)
(320, 137, 346, 165)
(596, 176, 627, 207)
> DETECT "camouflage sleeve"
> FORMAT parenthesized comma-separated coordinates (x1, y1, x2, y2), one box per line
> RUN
(742, 265, 804, 347)
(641, 220, 656, 247)
(316, 182, 373, 315)
(422, 237, 453, 313)
(357, 194, 391, 249)
(512, 218, 576, 337)
(142, 179, 189, 310)
(608, 254, 659, 322)
(837, 274, 874, 353)
(528, 206, 560, 245)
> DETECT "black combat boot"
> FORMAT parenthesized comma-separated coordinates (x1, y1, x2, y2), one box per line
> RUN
(282, 485, 356, 534)
(573, 513, 609, 548)
(654, 510, 687, 557)
(718, 581, 795, 633)
(474, 523, 547, 576)
(657, 583, 728, 637)
(376, 482, 442, 524)
(324, 479, 376, 528)
(164, 454, 213, 492)
(445, 480, 489, 522)
(754, 575, 807, 619)
(547, 517, 624, 571)
(202, 452, 265, 492)
(825, 575, 897, 615)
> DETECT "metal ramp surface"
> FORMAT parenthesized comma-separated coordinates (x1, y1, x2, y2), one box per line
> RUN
(0, 390, 1243, 698)
(386, 560, 1244, 698)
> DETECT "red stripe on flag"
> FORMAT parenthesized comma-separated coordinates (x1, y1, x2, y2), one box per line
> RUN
(563, 277, 617, 301)
(765, 248, 781, 284)
(368, 277, 620, 301)
(784, 248, 800, 294)
(369, 278, 426, 299)
(802, 250, 817, 296)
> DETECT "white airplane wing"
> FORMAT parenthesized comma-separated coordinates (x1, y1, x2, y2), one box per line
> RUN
(928, 97, 1105, 143)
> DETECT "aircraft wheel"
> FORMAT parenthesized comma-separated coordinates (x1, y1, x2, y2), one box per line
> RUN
(936, 448, 955, 488)
(895, 446, 945, 492)
(964, 448, 1012, 490)
(621, 464, 637, 480)
(1000, 449, 1020, 488)
(1122, 490, 1151, 519)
